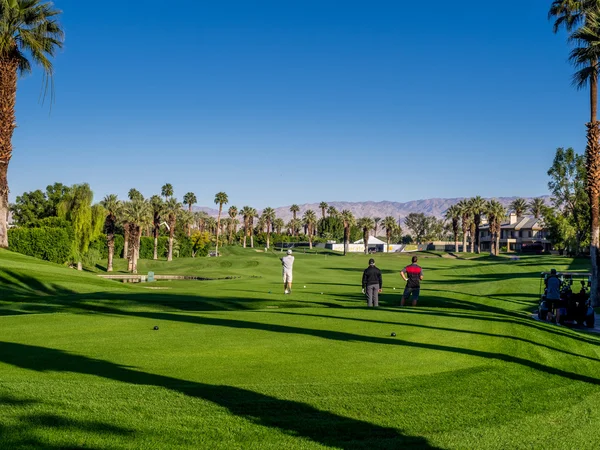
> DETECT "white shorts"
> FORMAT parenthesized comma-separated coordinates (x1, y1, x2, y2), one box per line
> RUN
(283, 271, 293, 283)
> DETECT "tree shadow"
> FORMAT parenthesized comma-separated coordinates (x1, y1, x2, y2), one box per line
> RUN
(0, 342, 438, 450)
(0, 268, 77, 299)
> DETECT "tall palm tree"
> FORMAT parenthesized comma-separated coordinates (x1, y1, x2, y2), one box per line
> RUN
(163, 197, 182, 261)
(128, 188, 144, 202)
(302, 209, 317, 249)
(195, 210, 209, 233)
(122, 189, 143, 259)
(183, 192, 197, 236)
(100, 194, 121, 272)
(273, 218, 285, 235)
(486, 200, 506, 256)
(327, 206, 338, 217)
(214, 192, 228, 254)
(227, 206, 238, 244)
(122, 199, 152, 274)
(261, 207, 276, 249)
(149, 195, 164, 260)
(467, 196, 486, 254)
(529, 197, 546, 218)
(240, 206, 254, 248)
(340, 210, 355, 256)
(161, 183, 173, 201)
(319, 202, 328, 219)
(509, 198, 528, 218)
(550, 1, 600, 305)
(458, 200, 472, 253)
(373, 217, 381, 237)
(247, 207, 256, 248)
(383, 216, 397, 247)
(0, 1, 64, 248)
(444, 204, 461, 253)
(290, 204, 300, 235)
(357, 217, 375, 254)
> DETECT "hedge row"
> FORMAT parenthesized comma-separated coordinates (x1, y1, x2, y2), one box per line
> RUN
(8, 227, 73, 264)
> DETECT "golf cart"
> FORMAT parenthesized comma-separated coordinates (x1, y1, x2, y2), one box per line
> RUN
(538, 272, 595, 328)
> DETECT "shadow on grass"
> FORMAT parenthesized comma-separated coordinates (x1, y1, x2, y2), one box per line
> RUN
(0, 342, 437, 450)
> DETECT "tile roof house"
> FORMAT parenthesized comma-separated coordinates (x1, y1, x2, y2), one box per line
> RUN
(479, 213, 551, 252)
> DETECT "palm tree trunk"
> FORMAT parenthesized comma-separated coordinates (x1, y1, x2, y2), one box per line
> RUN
(496, 233, 500, 257)
(586, 120, 600, 307)
(462, 229, 467, 253)
(107, 233, 115, 272)
(343, 226, 349, 255)
(123, 225, 130, 258)
(216, 206, 222, 255)
(0, 59, 18, 249)
(168, 226, 174, 261)
(153, 236, 158, 260)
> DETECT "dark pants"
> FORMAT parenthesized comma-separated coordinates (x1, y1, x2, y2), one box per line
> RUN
(366, 284, 379, 307)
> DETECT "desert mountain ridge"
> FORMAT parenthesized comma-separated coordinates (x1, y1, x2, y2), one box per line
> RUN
(194, 196, 552, 221)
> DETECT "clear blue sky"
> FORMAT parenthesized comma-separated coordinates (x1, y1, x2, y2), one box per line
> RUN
(9, 0, 587, 208)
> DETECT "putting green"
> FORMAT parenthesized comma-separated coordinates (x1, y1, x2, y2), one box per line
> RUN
(1, 248, 599, 449)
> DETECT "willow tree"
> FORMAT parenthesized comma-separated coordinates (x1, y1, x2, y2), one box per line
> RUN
(214, 192, 228, 255)
(550, 1, 600, 306)
(100, 194, 121, 272)
(0, 1, 64, 247)
(58, 184, 104, 270)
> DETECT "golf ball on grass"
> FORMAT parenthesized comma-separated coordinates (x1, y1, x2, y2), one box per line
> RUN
(391, 332, 396, 337)
(153, 326, 159, 331)
(304, 286, 306, 288)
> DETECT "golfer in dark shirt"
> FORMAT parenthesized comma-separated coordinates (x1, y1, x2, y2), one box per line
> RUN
(362, 258, 382, 307)
(401, 256, 423, 306)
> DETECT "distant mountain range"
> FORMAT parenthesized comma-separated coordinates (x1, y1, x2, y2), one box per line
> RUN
(194, 196, 552, 221)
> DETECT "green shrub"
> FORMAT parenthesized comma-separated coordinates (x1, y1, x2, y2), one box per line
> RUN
(82, 248, 102, 268)
(8, 227, 73, 264)
(139, 236, 168, 259)
(88, 234, 124, 260)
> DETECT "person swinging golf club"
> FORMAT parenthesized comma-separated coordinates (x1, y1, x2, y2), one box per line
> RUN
(280, 249, 295, 294)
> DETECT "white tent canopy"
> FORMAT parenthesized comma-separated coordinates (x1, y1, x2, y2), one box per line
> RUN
(354, 236, 387, 245)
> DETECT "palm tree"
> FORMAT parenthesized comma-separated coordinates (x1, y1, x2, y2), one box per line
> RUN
(467, 196, 486, 254)
(509, 198, 528, 218)
(163, 197, 182, 261)
(161, 183, 173, 201)
(128, 188, 144, 202)
(444, 204, 461, 253)
(273, 218, 285, 235)
(528, 198, 545, 218)
(341, 210, 355, 256)
(240, 206, 254, 248)
(383, 216, 397, 247)
(357, 217, 375, 254)
(458, 200, 472, 253)
(0, 1, 64, 248)
(195, 210, 209, 233)
(550, 1, 600, 305)
(327, 206, 338, 217)
(122, 199, 152, 274)
(486, 200, 506, 256)
(227, 206, 238, 244)
(149, 195, 164, 260)
(319, 202, 328, 219)
(183, 192, 197, 236)
(100, 194, 121, 272)
(261, 207, 276, 249)
(290, 204, 300, 235)
(373, 217, 381, 237)
(213, 192, 228, 254)
(302, 209, 317, 249)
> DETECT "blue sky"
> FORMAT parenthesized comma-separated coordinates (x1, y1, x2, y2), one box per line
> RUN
(9, 0, 588, 208)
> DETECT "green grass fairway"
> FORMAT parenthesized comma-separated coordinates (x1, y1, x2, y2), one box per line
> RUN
(1, 248, 600, 449)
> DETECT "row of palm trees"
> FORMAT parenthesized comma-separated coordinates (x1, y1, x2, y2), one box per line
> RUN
(444, 197, 545, 255)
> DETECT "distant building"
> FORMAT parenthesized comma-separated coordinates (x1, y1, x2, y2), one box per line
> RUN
(479, 213, 551, 252)
(327, 236, 404, 253)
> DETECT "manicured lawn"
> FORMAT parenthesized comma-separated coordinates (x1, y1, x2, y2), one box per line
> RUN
(1, 248, 599, 449)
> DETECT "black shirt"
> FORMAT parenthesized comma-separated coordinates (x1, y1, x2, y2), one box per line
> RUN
(362, 265, 382, 289)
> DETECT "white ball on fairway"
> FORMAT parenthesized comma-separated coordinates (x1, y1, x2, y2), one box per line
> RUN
(321, 292, 323, 295)
(304, 286, 306, 288)
(393, 287, 396, 290)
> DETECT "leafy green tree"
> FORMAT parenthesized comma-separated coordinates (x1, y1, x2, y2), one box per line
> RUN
(509, 198, 527, 218)
(404, 213, 429, 245)
(444, 205, 461, 253)
(318, 216, 344, 241)
(100, 194, 121, 272)
(190, 231, 211, 257)
(550, 1, 600, 304)
(163, 197, 182, 261)
(529, 197, 546, 218)
(0, 1, 64, 248)
(58, 184, 104, 270)
(357, 217, 375, 254)
(214, 192, 228, 255)
(340, 210, 355, 255)
(319, 202, 328, 219)
(303, 209, 317, 249)
(11, 189, 46, 226)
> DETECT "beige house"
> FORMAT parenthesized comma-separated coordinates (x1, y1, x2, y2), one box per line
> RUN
(479, 213, 551, 252)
